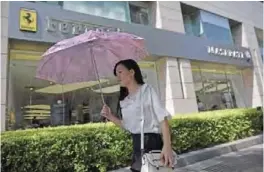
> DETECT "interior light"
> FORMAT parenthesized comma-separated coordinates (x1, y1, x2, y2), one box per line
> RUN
(34, 80, 108, 94)
(24, 104, 51, 110)
(92, 84, 120, 94)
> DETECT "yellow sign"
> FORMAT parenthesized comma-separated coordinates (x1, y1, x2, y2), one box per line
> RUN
(19, 8, 37, 32)
(138, 61, 156, 69)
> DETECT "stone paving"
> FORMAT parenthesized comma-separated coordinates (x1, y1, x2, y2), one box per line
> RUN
(176, 144, 263, 172)
(110, 144, 263, 172)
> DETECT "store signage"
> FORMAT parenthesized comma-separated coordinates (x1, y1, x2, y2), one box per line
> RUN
(207, 46, 251, 59)
(46, 17, 121, 36)
(19, 8, 37, 32)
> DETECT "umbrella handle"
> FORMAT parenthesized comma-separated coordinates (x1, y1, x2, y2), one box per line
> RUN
(90, 48, 105, 105)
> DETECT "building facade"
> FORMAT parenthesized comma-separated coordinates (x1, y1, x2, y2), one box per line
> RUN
(1, 1, 263, 131)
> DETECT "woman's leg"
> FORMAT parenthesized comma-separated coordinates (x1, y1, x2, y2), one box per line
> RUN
(130, 134, 141, 171)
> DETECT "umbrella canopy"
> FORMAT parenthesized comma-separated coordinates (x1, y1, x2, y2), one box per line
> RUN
(36, 30, 148, 85)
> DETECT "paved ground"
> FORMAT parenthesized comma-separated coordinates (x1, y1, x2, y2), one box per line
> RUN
(177, 144, 263, 172)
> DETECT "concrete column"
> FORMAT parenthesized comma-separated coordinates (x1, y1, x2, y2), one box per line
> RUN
(177, 59, 198, 113)
(153, 1, 185, 33)
(156, 57, 198, 115)
(1, 1, 9, 132)
(241, 24, 263, 107)
(152, 2, 198, 114)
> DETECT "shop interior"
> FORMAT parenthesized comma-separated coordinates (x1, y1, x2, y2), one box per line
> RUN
(7, 40, 159, 129)
(191, 61, 248, 111)
(8, 59, 121, 128)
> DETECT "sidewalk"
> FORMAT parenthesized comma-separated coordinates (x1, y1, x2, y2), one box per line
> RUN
(177, 144, 263, 172)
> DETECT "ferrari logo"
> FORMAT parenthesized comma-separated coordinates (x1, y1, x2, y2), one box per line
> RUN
(19, 8, 37, 32)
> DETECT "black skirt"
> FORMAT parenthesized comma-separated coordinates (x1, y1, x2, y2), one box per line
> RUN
(130, 133, 163, 172)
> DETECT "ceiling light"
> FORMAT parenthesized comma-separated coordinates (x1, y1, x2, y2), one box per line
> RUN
(35, 80, 108, 94)
(92, 84, 120, 94)
(24, 104, 51, 110)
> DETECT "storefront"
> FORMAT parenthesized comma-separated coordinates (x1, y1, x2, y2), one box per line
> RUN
(190, 45, 253, 111)
(6, 2, 254, 129)
(191, 61, 247, 111)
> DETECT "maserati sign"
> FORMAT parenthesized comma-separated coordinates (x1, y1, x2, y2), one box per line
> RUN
(207, 46, 251, 59)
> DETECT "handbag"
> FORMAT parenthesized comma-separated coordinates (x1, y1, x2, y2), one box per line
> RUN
(140, 86, 178, 172)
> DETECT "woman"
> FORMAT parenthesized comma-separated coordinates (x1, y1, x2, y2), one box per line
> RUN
(101, 59, 173, 172)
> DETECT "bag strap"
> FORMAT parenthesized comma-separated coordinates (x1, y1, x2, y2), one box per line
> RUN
(140, 85, 145, 156)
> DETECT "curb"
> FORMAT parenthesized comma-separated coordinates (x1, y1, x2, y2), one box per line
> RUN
(109, 134, 263, 172)
(175, 134, 263, 168)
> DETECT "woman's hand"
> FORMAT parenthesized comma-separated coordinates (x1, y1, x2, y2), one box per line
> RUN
(101, 104, 113, 121)
(101, 104, 123, 128)
(160, 144, 174, 167)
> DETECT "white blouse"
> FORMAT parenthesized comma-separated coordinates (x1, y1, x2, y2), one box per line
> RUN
(120, 83, 171, 134)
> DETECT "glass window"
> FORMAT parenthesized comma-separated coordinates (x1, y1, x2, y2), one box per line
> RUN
(183, 12, 202, 37)
(129, 3, 149, 25)
(7, 41, 159, 130)
(191, 62, 246, 112)
(259, 47, 264, 63)
(182, 3, 234, 45)
(41, 1, 61, 5)
(255, 29, 263, 62)
(200, 10, 234, 45)
(30, 1, 61, 5)
(183, 15, 193, 35)
(8, 58, 121, 128)
(226, 73, 245, 108)
(63, 1, 130, 22)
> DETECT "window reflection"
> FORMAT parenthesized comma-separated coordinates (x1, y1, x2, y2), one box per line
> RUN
(8, 59, 121, 128)
(182, 3, 234, 45)
(29, 1, 61, 5)
(7, 55, 158, 130)
(191, 62, 245, 111)
(255, 28, 263, 62)
(129, 3, 149, 25)
(200, 10, 234, 45)
(182, 12, 202, 37)
(63, 1, 130, 22)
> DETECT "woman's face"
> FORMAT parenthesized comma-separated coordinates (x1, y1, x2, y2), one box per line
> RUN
(115, 64, 135, 87)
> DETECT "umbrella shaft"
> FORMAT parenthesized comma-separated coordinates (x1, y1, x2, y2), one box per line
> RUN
(90, 48, 105, 105)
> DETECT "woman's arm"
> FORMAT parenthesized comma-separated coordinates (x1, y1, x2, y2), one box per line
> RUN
(148, 86, 174, 167)
(101, 104, 123, 128)
(160, 118, 172, 147)
(160, 117, 174, 167)
(108, 114, 123, 128)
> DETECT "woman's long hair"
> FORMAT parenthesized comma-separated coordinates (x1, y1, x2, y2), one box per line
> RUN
(113, 59, 145, 118)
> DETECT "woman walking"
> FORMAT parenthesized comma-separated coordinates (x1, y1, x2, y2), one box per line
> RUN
(101, 59, 173, 172)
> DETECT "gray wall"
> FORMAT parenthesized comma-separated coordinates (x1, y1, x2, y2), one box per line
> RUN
(9, 2, 253, 67)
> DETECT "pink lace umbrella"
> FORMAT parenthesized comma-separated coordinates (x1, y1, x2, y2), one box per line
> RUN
(36, 30, 148, 104)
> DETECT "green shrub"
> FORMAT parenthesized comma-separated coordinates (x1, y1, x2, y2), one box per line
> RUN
(170, 108, 263, 153)
(1, 108, 262, 172)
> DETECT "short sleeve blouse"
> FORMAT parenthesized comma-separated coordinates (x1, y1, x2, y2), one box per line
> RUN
(120, 83, 171, 134)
